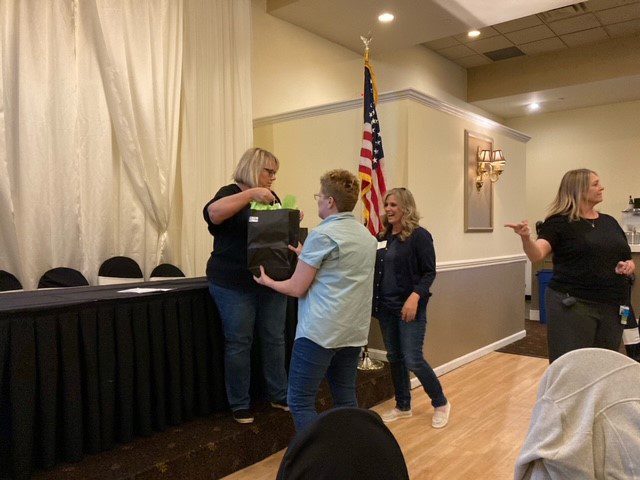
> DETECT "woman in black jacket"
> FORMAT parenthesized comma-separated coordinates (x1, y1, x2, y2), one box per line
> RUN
(373, 187, 450, 428)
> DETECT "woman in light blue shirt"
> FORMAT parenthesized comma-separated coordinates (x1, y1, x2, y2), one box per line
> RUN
(254, 169, 377, 432)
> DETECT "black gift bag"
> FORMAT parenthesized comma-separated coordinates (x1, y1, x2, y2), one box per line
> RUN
(247, 209, 301, 281)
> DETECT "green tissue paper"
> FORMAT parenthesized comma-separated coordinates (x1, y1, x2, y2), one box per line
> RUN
(250, 194, 298, 211)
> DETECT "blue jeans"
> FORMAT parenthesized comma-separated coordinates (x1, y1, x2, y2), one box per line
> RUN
(209, 282, 288, 411)
(376, 306, 446, 410)
(287, 337, 361, 433)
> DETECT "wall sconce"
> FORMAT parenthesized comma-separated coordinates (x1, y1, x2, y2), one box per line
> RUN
(476, 147, 506, 190)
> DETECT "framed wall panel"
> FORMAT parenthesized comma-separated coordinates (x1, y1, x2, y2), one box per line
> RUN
(464, 130, 493, 232)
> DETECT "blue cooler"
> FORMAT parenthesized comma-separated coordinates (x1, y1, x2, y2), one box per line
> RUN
(537, 269, 553, 324)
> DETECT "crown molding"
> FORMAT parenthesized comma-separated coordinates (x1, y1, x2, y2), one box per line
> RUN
(253, 88, 531, 143)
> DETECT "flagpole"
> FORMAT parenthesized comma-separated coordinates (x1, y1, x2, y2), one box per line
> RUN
(360, 33, 378, 103)
(358, 33, 384, 372)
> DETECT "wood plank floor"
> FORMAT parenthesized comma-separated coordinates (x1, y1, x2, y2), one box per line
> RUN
(223, 352, 548, 480)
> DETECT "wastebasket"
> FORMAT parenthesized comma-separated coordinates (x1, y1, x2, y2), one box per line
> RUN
(537, 269, 553, 324)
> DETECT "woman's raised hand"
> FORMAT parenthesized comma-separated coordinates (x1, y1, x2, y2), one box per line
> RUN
(250, 187, 275, 204)
(505, 220, 531, 237)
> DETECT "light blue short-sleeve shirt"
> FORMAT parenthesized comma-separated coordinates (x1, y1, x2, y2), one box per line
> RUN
(296, 212, 377, 348)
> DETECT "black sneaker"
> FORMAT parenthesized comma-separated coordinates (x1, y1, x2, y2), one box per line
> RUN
(232, 409, 254, 424)
(270, 401, 289, 412)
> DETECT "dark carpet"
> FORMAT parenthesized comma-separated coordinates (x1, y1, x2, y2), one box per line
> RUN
(31, 365, 394, 480)
(496, 320, 548, 359)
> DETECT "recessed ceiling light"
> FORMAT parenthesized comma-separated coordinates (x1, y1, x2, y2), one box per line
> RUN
(529, 102, 540, 111)
(468, 30, 481, 38)
(378, 12, 394, 23)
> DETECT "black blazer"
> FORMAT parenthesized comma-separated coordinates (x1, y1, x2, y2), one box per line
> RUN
(372, 226, 436, 314)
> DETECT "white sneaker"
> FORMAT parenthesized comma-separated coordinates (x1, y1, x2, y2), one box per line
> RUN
(432, 402, 451, 429)
(381, 408, 412, 423)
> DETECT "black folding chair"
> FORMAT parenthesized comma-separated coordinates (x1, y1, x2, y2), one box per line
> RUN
(0, 270, 22, 292)
(277, 407, 409, 480)
(38, 267, 89, 288)
(149, 263, 185, 281)
(98, 256, 144, 285)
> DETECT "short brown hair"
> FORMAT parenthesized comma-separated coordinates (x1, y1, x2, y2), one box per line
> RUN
(320, 169, 360, 212)
(233, 148, 279, 187)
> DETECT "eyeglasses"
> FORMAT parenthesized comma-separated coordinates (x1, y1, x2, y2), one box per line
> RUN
(313, 193, 330, 201)
(263, 168, 277, 177)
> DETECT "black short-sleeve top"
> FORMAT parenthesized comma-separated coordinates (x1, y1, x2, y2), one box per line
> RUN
(538, 213, 631, 305)
(203, 183, 280, 291)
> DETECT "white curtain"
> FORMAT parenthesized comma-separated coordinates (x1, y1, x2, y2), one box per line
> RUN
(1, 0, 84, 289)
(79, 0, 183, 275)
(179, 0, 253, 277)
(0, 0, 252, 289)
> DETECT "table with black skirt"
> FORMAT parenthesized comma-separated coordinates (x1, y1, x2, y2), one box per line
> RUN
(0, 277, 297, 479)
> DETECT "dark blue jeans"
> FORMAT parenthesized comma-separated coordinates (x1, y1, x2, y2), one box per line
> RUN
(209, 282, 288, 411)
(287, 337, 361, 433)
(376, 306, 446, 410)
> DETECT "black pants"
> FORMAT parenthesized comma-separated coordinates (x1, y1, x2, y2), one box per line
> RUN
(545, 287, 624, 363)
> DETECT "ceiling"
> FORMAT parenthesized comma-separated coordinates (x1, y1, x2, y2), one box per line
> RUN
(266, 0, 640, 119)
(266, 0, 577, 54)
(424, 0, 640, 69)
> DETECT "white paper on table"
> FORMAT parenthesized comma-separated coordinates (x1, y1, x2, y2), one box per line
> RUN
(117, 287, 173, 293)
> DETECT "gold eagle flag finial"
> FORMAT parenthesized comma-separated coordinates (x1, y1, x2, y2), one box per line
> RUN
(360, 32, 372, 61)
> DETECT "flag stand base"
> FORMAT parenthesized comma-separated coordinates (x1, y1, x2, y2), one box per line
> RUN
(358, 347, 384, 371)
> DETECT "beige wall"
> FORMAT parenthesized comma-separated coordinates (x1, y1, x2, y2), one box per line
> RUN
(251, 0, 493, 120)
(406, 102, 527, 262)
(251, 2, 531, 369)
(254, 99, 527, 262)
(255, 96, 528, 367)
(507, 100, 640, 228)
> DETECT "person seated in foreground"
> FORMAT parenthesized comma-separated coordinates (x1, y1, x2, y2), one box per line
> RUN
(276, 407, 409, 480)
(514, 348, 640, 480)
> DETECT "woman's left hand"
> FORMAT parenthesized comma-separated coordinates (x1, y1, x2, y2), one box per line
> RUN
(299, 210, 304, 221)
(288, 242, 302, 257)
(401, 293, 420, 322)
(615, 259, 636, 276)
(253, 265, 274, 287)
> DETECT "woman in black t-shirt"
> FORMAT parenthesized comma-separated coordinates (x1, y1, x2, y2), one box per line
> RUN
(203, 147, 289, 424)
(506, 169, 635, 362)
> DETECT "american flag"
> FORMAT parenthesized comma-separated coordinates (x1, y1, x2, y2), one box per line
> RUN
(358, 60, 387, 236)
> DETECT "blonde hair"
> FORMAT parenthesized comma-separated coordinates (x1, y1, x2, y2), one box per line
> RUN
(546, 169, 596, 221)
(233, 148, 279, 188)
(381, 188, 421, 241)
(320, 169, 360, 212)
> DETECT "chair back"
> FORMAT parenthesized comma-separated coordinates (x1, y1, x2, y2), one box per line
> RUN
(149, 263, 185, 281)
(38, 267, 89, 288)
(0, 270, 22, 292)
(515, 348, 640, 480)
(277, 407, 409, 480)
(98, 256, 144, 285)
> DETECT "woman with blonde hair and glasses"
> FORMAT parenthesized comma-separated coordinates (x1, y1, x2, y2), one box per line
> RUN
(373, 187, 450, 428)
(203, 147, 291, 424)
(506, 169, 634, 363)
